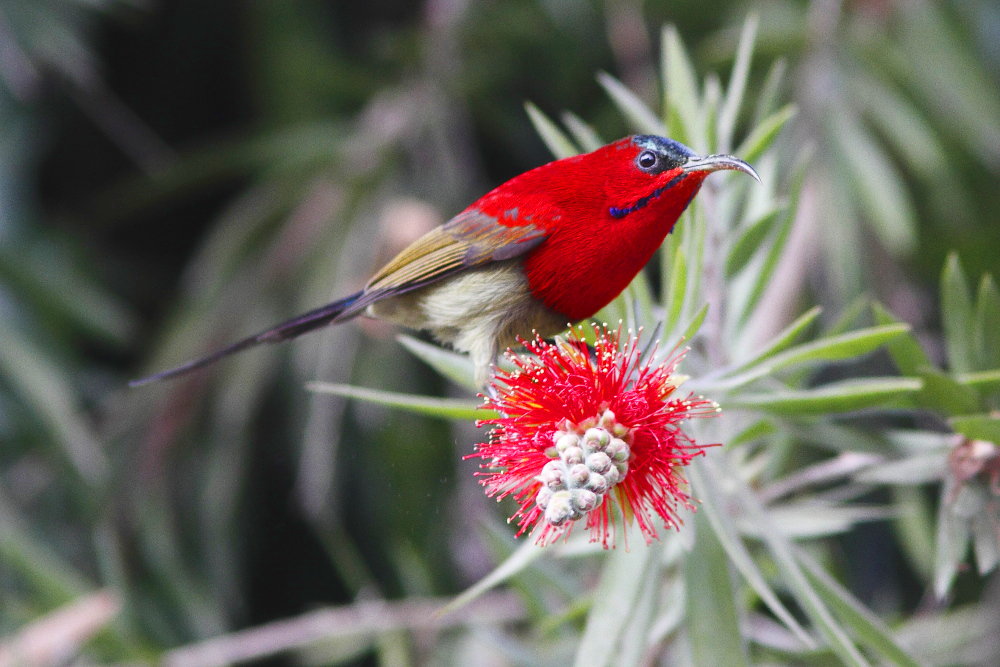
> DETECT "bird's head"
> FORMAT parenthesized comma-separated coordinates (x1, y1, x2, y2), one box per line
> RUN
(603, 135, 759, 219)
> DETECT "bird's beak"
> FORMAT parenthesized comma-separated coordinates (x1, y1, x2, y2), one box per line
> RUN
(683, 154, 760, 182)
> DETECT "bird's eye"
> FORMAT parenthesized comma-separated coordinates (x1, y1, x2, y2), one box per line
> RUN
(637, 150, 659, 171)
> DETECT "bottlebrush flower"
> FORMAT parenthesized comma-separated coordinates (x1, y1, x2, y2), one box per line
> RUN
(471, 324, 718, 547)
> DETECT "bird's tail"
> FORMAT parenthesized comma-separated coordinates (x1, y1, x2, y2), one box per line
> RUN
(129, 290, 365, 387)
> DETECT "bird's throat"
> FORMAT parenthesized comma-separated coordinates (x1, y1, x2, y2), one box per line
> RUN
(608, 172, 686, 219)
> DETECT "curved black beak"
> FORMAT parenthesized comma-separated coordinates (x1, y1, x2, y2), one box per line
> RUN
(683, 154, 760, 182)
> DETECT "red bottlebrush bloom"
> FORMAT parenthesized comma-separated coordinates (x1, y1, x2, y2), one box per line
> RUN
(471, 324, 718, 547)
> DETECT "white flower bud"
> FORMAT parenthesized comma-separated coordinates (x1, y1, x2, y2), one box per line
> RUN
(583, 427, 611, 450)
(569, 463, 591, 485)
(586, 451, 612, 474)
(572, 489, 599, 512)
(555, 432, 580, 453)
(604, 465, 621, 486)
(539, 460, 565, 489)
(606, 438, 630, 461)
(535, 486, 553, 510)
(545, 490, 574, 525)
(563, 446, 585, 465)
(585, 472, 609, 495)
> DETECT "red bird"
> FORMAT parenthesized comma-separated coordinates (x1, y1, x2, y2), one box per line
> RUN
(132, 135, 757, 386)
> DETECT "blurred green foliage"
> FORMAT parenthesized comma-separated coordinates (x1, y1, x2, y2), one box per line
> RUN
(1, 0, 999, 664)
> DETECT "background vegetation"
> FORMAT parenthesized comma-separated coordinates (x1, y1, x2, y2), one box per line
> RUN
(1, 0, 999, 664)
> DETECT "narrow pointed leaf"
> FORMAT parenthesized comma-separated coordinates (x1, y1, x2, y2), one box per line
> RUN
(872, 302, 932, 375)
(574, 544, 660, 667)
(957, 368, 1000, 391)
(729, 306, 821, 373)
(661, 25, 700, 145)
(663, 241, 687, 335)
(719, 324, 909, 390)
(525, 102, 579, 159)
(728, 377, 922, 415)
(828, 110, 917, 255)
(797, 549, 922, 667)
(974, 274, 1000, 370)
(440, 540, 544, 616)
(706, 457, 868, 665)
(941, 253, 976, 374)
(949, 415, 1000, 443)
(735, 104, 796, 164)
(752, 58, 787, 124)
(725, 207, 786, 278)
(561, 111, 603, 152)
(934, 480, 970, 598)
(717, 15, 758, 153)
(680, 303, 710, 343)
(306, 382, 486, 420)
(686, 513, 751, 666)
(913, 368, 982, 415)
(397, 335, 478, 391)
(737, 158, 804, 326)
(597, 71, 665, 136)
(687, 460, 814, 646)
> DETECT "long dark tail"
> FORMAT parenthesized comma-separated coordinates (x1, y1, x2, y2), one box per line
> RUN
(129, 290, 365, 387)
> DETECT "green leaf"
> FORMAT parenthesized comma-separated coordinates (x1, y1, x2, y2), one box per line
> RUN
(752, 58, 787, 125)
(702, 456, 867, 665)
(972, 509, 1000, 575)
(524, 102, 579, 159)
(728, 419, 777, 447)
(855, 453, 947, 485)
(941, 253, 976, 374)
(950, 415, 1000, 443)
(574, 543, 660, 667)
(764, 323, 910, 369)
(798, 549, 922, 667)
(913, 367, 982, 415)
(561, 111, 603, 152)
(660, 25, 701, 145)
(974, 274, 1000, 370)
(736, 157, 803, 327)
(680, 303, 710, 343)
(871, 302, 931, 375)
(728, 306, 821, 373)
(736, 104, 797, 165)
(0, 319, 107, 485)
(717, 15, 758, 153)
(440, 540, 544, 616)
(828, 110, 917, 255)
(956, 368, 1000, 391)
(687, 460, 814, 647)
(397, 335, 478, 392)
(743, 504, 895, 539)
(849, 71, 947, 179)
(934, 479, 970, 598)
(305, 382, 486, 420)
(686, 513, 751, 667)
(728, 377, 923, 415)
(597, 71, 665, 136)
(725, 207, 786, 278)
(663, 240, 687, 336)
(719, 324, 910, 390)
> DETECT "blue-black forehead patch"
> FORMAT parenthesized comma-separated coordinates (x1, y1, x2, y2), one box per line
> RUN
(631, 135, 696, 159)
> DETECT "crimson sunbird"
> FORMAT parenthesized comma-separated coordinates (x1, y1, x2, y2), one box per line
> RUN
(131, 135, 758, 386)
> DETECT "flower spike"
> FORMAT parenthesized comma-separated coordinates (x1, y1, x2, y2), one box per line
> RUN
(470, 324, 718, 547)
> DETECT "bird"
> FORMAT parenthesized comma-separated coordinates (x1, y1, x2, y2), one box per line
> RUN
(131, 134, 758, 387)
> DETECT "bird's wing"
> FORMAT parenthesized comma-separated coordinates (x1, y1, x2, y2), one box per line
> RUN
(364, 209, 548, 295)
